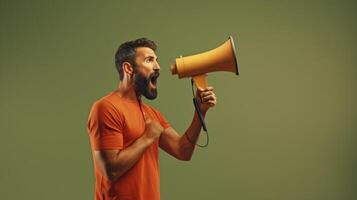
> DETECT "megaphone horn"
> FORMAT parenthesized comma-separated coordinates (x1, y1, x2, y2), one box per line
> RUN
(170, 36, 239, 90)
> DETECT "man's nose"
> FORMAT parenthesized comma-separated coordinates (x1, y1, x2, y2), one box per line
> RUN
(154, 61, 160, 70)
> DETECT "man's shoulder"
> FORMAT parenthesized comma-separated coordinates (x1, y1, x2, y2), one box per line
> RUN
(91, 92, 121, 112)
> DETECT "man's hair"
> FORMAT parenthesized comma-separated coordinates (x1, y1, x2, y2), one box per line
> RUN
(115, 38, 157, 80)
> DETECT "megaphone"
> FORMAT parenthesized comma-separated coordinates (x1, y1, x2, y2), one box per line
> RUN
(170, 36, 240, 147)
(170, 36, 239, 90)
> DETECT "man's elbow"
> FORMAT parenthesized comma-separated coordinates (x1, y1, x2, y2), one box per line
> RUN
(106, 173, 118, 182)
(176, 147, 193, 161)
(180, 157, 191, 161)
(103, 167, 121, 182)
(177, 154, 192, 161)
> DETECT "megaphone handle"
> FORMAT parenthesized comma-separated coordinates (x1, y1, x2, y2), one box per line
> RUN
(192, 74, 208, 90)
(193, 98, 207, 132)
(187, 79, 209, 147)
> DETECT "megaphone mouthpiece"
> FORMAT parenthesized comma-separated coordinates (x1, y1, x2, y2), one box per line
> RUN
(170, 64, 178, 75)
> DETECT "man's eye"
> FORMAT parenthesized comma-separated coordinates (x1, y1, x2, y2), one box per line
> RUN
(146, 59, 153, 63)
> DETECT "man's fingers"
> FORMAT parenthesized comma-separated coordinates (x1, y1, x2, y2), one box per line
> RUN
(201, 87, 214, 92)
(200, 91, 215, 98)
(196, 87, 216, 108)
(144, 114, 152, 123)
(205, 86, 214, 91)
(207, 101, 216, 106)
(201, 94, 216, 102)
(197, 86, 214, 92)
(204, 100, 216, 107)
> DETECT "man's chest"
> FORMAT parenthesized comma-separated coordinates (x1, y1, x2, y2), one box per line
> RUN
(121, 105, 160, 146)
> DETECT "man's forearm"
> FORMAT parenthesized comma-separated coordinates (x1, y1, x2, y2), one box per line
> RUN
(178, 110, 206, 160)
(105, 135, 154, 181)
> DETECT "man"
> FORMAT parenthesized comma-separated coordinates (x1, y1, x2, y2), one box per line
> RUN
(87, 38, 217, 200)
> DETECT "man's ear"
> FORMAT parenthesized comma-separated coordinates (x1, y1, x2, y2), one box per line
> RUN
(122, 62, 134, 75)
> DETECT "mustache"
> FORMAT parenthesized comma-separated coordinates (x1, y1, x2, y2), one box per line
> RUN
(149, 71, 160, 79)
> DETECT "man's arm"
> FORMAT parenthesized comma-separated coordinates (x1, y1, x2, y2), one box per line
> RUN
(94, 118, 163, 182)
(159, 87, 217, 161)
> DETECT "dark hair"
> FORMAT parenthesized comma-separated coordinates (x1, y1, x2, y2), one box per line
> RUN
(115, 38, 157, 80)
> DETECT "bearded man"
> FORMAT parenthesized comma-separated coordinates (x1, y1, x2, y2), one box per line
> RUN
(87, 38, 217, 200)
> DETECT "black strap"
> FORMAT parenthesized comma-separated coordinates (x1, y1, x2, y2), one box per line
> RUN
(185, 79, 209, 147)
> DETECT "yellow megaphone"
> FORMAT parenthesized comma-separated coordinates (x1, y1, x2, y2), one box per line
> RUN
(170, 36, 240, 145)
(170, 36, 239, 90)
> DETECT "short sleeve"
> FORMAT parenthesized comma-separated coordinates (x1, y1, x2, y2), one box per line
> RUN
(87, 100, 124, 150)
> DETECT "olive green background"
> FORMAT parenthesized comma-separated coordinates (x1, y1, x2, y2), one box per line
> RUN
(0, 0, 356, 199)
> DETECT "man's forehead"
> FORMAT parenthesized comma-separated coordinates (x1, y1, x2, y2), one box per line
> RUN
(135, 47, 157, 58)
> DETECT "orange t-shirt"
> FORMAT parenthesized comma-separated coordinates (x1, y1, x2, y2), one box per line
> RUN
(87, 92, 170, 200)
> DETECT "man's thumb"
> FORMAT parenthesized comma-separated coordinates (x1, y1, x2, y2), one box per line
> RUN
(145, 116, 152, 124)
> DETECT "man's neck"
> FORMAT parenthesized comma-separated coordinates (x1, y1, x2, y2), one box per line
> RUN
(114, 81, 141, 102)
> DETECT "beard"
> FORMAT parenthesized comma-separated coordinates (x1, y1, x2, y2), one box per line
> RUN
(134, 70, 159, 100)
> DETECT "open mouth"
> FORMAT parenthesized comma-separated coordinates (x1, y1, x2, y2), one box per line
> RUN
(149, 73, 159, 88)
